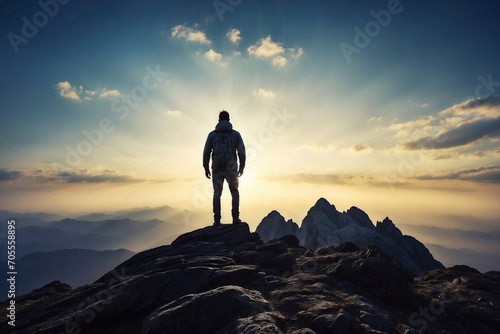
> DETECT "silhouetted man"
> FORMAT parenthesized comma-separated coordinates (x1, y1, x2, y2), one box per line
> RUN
(203, 110, 246, 226)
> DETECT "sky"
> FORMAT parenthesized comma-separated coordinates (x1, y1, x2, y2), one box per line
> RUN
(0, 0, 499, 261)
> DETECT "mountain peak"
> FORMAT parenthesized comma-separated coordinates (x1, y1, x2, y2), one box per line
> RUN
(376, 217, 402, 239)
(256, 211, 299, 242)
(312, 197, 336, 211)
(260, 198, 444, 275)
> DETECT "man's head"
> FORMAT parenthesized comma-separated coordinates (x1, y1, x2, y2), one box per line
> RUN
(219, 110, 230, 121)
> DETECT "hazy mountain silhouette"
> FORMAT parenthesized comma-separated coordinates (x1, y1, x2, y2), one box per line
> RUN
(0, 248, 134, 295)
(12, 226, 124, 258)
(1, 223, 499, 333)
(427, 244, 500, 273)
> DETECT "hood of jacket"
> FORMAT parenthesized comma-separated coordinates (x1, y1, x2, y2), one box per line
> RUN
(215, 120, 233, 132)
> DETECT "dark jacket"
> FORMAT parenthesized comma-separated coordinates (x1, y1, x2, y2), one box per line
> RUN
(203, 120, 246, 170)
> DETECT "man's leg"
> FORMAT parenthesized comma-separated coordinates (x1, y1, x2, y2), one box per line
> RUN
(228, 170, 240, 223)
(212, 170, 225, 225)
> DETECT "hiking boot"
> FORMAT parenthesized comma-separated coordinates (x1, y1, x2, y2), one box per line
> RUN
(213, 215, 221, 226)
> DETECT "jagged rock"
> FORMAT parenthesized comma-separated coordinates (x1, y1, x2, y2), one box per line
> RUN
(256, 211, 299, 242)
(312, 309, 354, 334)
(210, 265, 261, 286)
(257, 198, 444, 275)
(140, 285, 272, 334)
(255, 239, 288, 254)
(266, 252, 296, 272)
(327, 252, 413, 304)
(279, 234, 300, 248)
(217, 312, 285, 334)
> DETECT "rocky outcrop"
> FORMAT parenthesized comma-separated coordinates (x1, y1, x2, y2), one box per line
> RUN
(256, 210, 299, 242)
(1, 222, 499, 334)
(259, 198, 444, 275)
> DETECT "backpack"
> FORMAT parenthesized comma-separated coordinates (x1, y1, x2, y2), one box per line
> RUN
(212, 131, 233, 169)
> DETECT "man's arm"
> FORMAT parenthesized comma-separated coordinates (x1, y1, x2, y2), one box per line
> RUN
(203, 133, 212, 179)
(236, 133, 246, 176)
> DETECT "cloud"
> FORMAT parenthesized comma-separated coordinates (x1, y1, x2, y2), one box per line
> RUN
(57, 81, 82, 102)
(272, 56, 288, 68)
(0, 167, 152, 184)
(352, 144, 372, 152)
(247, 35, 284, 58)
(56, 82, 121, 102)
(226, 28, 241, 44)
(166, 110, 182, 117)
(254, 88, 276, 98)
(0, 169, 23, 181)
(247, 35, 303, 68)
(99, 89, 121, 99)
(401, 117, 500, 150)
(56, 170, 141, 184)
(391, 96, 500, 150)
(171, 24, 211, 45)
(289, 47, 304, 59)
(414, 165, 500, 183)
(205, 49, 221, 62)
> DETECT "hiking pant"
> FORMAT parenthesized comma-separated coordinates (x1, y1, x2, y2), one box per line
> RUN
(212, 168, 239, 221)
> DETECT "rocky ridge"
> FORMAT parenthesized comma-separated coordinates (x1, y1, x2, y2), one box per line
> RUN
(257, 198, 444, 275)
(1, 223, 499, 333)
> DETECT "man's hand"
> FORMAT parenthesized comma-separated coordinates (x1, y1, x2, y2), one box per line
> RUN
(204, 168, 211, 179)
(238, 167, 244, 177)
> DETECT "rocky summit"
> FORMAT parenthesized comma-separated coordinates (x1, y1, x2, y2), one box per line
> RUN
(1, 223, 500, 334)
(257, 198, 444, 276)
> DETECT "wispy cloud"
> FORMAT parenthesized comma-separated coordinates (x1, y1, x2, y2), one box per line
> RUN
(56, 170, 141, 184)
(247, 35, 284, 58)
(166, 110, 182, 117)
(226, 28, 241, 44)
(57, 81, 82, 102)
(254, 88, 276, 98)
(414, 165, 500, 183)
(57, 82, 121, 102)
(204, 49, 226, 66)
(390, 96, 500, 150)
(0, 168, 157, 184)
(401, 117, 500, 150)
(0, 169, 22, 181)
(352, 144, 372, 152)
(171, 24, 211, 45)
(99, 89, 121, 99)
(247, 35, 303, 68)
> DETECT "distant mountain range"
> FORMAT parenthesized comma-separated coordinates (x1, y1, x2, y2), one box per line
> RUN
(256, 198, 444, 275)
(0, 248, 134, 295)
(0, 206, 203, 255)
(0, 206, 202, 296)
